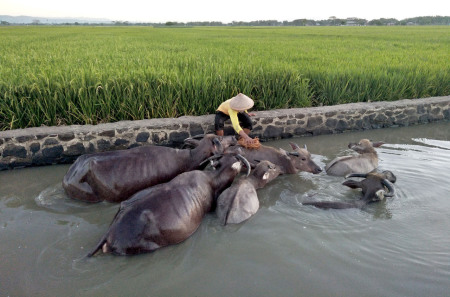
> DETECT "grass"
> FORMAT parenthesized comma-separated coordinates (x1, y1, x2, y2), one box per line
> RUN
(0, 26, 449, 130)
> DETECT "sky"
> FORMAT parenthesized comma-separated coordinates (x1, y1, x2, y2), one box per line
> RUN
(1, 0, 449, 23)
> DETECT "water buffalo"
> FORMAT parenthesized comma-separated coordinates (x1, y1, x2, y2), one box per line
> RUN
(303, 170, 396, 209)
(325, 139, 384, 176)
(87, 153, 251, 256)
(63, 134, 237, 203)
(216, 160, 281, 225)
(225, 142, 322, 175)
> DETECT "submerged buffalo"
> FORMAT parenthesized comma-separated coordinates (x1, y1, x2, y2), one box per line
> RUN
(216, 160, 281, 225)
(87, 153, 251, 256)
(63, 134, 236, 203)
(226, 142, 322, 175)
(303, 170, 396, 209)
(325, 139, 384, 176)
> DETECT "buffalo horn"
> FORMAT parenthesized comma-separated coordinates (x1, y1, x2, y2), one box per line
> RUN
(213, 138, 224, 153)
(183, 138, 200, 148)
(288, 152, 300, 157)
(236, 154, 251, 177)
(372, 141, 385, 148)
(382, 170, 397, 183)
(304, 144, 307, 150)
(191, 134, 205, 139)
(200, 154, 223, 167)
(345, 173, 368, 179)
(381, 179, 395, 197)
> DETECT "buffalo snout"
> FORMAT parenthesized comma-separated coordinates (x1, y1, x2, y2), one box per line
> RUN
(313, 165, 323, 174)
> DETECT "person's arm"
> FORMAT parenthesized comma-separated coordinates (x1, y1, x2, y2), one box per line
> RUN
(229, 109, 253, 144)
(238, 130, 253, 143)
(244, 110, 256, 116)
(229, 109, 244, 134)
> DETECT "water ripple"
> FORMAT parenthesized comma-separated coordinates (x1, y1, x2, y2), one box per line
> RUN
(2, 124, 450, 297)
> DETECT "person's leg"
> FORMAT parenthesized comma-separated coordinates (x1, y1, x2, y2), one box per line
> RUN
(215, 111, 228, 136)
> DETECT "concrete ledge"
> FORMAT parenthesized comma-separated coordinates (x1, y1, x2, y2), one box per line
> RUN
(1, 96, 449, 170)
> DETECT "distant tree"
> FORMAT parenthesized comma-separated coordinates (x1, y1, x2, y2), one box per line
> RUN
(368, 19, 383, 26)
(113, 21, 130, 26)
(232, 21, 246, 26)
(402, 16, 449, 25)
(345, 18, 368, 26)
(326, 16, 345, 26)
(292, 19, 308, 26)
(368, 18, 398, 26)
(186, 21, 224, 26)
(32, 19, 40, 25)
(251, 20, 281, 26)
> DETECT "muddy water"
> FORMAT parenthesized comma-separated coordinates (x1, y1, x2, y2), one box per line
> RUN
(1, 121, 449, 297)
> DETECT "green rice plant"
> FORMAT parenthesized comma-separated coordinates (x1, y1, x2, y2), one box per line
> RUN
(0, 26, 448, 130)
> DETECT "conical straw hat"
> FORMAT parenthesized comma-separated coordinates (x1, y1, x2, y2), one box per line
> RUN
(229, 93, 254, 111)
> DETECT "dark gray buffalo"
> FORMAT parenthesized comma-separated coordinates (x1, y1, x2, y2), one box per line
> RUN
(87, 153, 251, 256)
(303, 170, 396, 209)
(325, 139, 384, 176)
(226, 142, 322, 175)
(216, 160, 281, 225)
(63, 134, 236, 203)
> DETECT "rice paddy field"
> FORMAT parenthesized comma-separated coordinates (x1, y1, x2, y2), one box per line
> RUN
(0, 26, 449, 130)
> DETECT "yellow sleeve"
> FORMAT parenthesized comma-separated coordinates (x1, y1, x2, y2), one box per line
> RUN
(229, 108, 243, 134)
(217, 99, 232, 115)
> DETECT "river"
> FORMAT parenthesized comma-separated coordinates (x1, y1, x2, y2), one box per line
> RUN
(1, 121, 449, 297)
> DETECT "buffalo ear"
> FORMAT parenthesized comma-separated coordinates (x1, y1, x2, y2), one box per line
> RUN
(342, 180, 362, 189)
(289, 142, 300, 150)
(191, 134, 205, 139)
(212, 138, 224, 153)
(348, 142, 358, 149)
(372, 141, 385, 148)
(184, 138, 200, 148)
(350, 145, 366, 154)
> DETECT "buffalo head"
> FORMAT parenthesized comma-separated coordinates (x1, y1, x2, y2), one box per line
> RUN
(348, 139, 384, 154)
(343, 170, 396, 202)
(285, 142, 322, 174)
(251, 160, 282, 188)
(183, 134, 237, 154)
(325, 139, 384, 176)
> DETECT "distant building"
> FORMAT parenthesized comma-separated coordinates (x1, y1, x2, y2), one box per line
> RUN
(345, 18, 364, 26)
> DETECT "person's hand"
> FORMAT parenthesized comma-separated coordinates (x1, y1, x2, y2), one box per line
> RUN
(238, 135, 261, 149)
(248, 112, 256, 116)
(244, 136, 254, 146)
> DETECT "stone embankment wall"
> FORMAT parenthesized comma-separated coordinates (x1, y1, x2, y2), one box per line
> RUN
(1, 96, 449, 170)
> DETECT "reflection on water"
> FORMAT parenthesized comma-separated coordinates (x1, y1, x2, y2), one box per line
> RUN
(1, 121, 449, 297)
